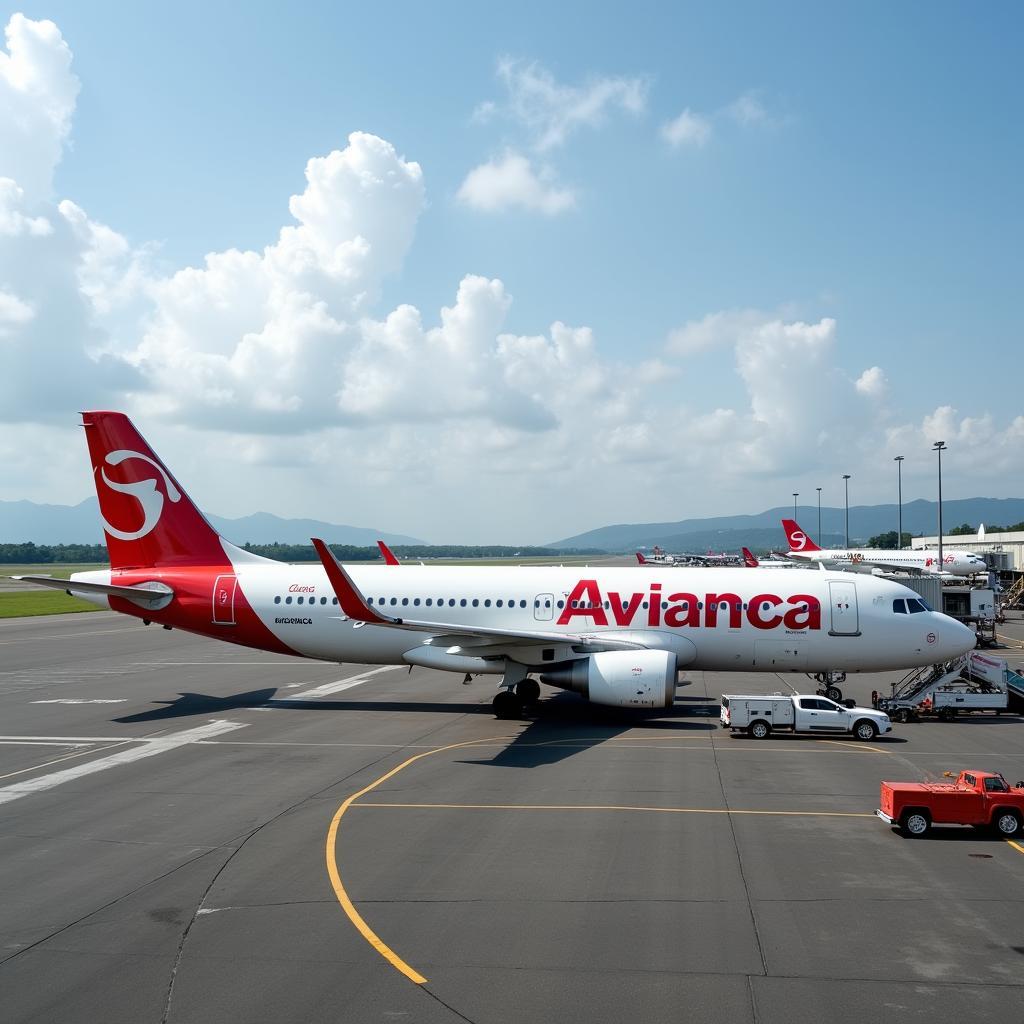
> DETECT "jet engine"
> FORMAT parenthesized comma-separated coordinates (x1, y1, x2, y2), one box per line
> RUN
(540, 650, 677, 709)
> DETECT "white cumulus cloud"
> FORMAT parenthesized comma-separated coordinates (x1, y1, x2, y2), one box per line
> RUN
(855, 366, 887, 398)
(0, 14, 79, 201)
(728, 91, 771, 127)
(456, 152, 575, 215)
(477, 57, 648, 151)
(2, 12, 1022, 541)
(661, 108, 711, 148)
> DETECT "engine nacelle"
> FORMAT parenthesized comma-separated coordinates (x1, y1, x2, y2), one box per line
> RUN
(540, 650, 677, 709)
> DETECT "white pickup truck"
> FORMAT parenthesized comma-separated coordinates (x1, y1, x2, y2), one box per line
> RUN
(721, 694, 892, 740)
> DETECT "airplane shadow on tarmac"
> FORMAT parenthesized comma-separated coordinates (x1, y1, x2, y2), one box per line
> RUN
(113, 687, 719, 767)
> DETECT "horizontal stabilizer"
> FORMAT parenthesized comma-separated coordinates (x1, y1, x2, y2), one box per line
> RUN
(12, 575, 174, 608)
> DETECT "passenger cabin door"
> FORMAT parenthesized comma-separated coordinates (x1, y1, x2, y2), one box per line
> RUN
(212, 574, 237, 626)
(534, 593, 554, 622)
(828, 580, 860, 636)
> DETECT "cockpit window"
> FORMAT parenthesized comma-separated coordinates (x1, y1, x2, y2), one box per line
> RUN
(893, 599, 907, 614)
(907, 599, 927, 613)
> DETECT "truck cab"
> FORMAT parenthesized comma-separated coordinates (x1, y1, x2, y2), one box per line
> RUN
(877, 770, 1024, 837)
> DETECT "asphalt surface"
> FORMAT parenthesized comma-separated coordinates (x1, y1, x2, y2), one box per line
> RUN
(2, 611, 1024, 1024)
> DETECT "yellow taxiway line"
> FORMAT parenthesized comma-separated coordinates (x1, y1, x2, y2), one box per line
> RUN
(325, 736, 511, 986)
(353, 802, 874, 818)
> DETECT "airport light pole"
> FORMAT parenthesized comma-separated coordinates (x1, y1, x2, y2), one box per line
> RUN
(842, 474, 851, 546)
(793, 492, 799, 520)
(894, 455, 904, 550)
(816, 487, 822, 545)
(933, 441, 947, 569)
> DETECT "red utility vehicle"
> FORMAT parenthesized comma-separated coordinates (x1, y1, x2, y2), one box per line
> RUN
(876, 770, 1024, 837)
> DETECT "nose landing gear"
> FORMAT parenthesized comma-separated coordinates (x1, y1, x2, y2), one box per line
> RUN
(812, 671, 847, 703)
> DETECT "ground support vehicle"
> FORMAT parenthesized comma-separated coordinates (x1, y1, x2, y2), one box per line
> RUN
(876, 770, 1024, 837)
(721, 694, 891, 740)
(877, 651, 1012, 721)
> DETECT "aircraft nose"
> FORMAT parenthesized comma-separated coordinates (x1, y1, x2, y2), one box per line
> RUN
(934, 615, 976, 660)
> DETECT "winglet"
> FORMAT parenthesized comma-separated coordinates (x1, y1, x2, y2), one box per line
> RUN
(742, 547, 759, 568)
(377, 540, 400, 566)
(636, 552, 647, 565)
(311, 538, 397, 625)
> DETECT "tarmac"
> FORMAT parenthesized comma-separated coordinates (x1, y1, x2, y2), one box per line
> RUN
(2, 610, 1024, 1023)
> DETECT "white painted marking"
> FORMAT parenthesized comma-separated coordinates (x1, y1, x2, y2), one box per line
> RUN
(131, 662, 299, 667)
(0, 740, 92, 747)
(0, 720, 246, 806)
(0, 627, 138, 645)
(277, 666, 397, 701)
(32, 698, 128, 705)
(0, 735, 140, 742)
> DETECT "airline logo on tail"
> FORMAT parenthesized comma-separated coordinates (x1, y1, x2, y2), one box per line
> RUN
(97, 450, 181, 540)
(781, 519, 821, 553)
(742, 547, 759, 567)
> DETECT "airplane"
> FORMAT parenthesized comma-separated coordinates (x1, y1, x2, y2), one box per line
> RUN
(637, 546, 738, 568)
(636, 546, 679, 566)
(741, 547, 799, 569)
(14, 412, 976, 720)
(781, 519, 987, 577)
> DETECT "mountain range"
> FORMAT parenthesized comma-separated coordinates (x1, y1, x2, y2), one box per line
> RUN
(0, 498, 421, 547)
(3, 495, 1022, 553)
(549, 497, 1024, 553)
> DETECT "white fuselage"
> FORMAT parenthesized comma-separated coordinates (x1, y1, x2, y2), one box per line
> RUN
(73, 562, 977, 674)
(786, 548, 986, 577)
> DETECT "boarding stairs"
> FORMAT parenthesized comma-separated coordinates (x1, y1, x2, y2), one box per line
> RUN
(1007, 667, 1024, 713)
(1002, 574, 1024, 611)
(887, 657, 967, 707)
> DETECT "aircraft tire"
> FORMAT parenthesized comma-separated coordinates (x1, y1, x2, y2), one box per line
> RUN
(516, 679, 541, 704)
(493, 690, 523, 720)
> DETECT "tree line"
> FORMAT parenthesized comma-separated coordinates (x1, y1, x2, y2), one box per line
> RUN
(948, 521, 1024, 535)
(0, 541, 605, 564)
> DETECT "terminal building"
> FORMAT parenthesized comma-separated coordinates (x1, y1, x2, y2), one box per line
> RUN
(911, 530, 1024, 571)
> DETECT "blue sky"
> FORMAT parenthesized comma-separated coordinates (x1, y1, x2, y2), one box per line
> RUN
(2, 3, 1022, 541)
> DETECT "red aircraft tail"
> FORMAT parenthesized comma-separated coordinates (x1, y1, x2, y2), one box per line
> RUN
(781, 518, 820, 553)
(636, 552, 648, 565)
(82, 410, 233, 570)
(742, 547, 759, 567)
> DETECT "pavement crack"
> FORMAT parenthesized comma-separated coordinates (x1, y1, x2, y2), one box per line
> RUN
(163, 711, 482, 1023)
(704, 671, 769, 984)
(0, 845, 227, 969)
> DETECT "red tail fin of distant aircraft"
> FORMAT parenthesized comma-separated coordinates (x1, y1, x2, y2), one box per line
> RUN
(636, 552, 648, 565)
(82, 410, 233, 570)
(742, 547, 759, 567)
(781, 518, 820, 553)
(377, 540, 400, 565)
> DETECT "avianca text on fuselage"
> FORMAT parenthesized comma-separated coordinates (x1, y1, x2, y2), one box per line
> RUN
(557, 579, 820, 631)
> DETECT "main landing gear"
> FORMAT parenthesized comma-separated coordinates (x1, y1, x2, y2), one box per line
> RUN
(812, 671, 847, 703)
(491, 677, 541, 719)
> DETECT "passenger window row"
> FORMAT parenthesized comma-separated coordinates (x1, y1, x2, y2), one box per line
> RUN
(367, 597, 529, 609)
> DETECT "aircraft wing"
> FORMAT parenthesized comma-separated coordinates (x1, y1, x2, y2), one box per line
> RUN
(11, 575, 174, 607)
(311, 538, 646, 652)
